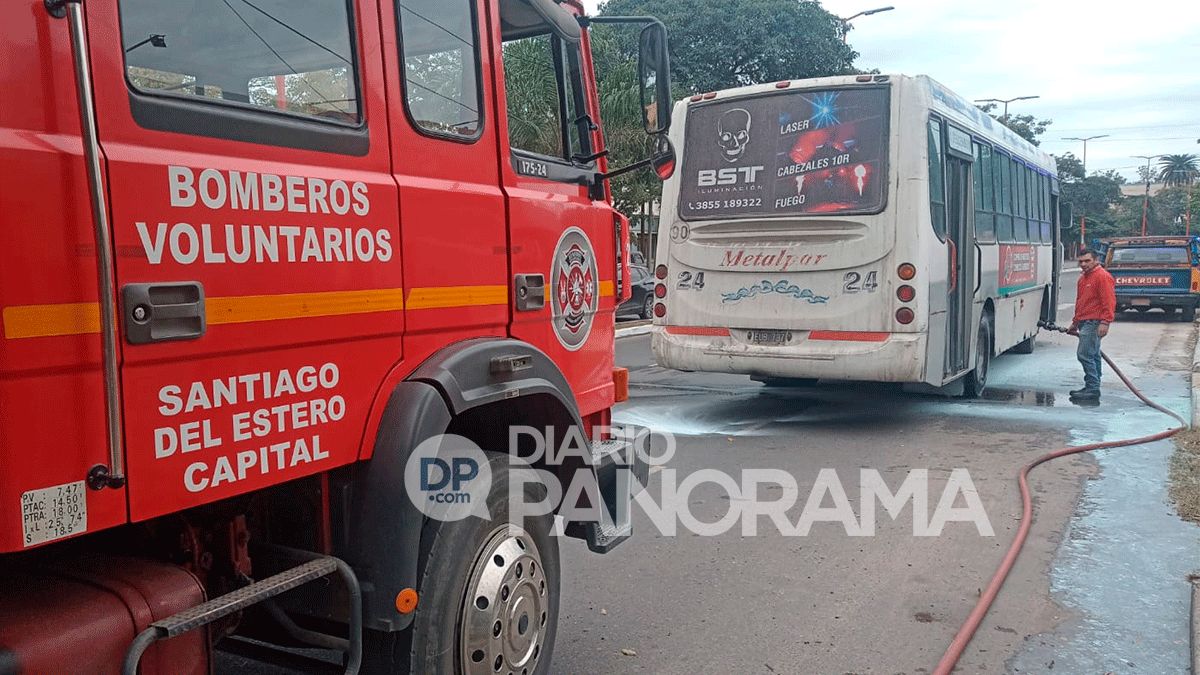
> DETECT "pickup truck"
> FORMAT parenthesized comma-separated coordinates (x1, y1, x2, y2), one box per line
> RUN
(1102, 236, 1200, 322)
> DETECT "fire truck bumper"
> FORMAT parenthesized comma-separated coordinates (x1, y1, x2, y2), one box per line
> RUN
(579, 425, 652, 554)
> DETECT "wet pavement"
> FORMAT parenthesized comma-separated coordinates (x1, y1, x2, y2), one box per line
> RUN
(554, 290, 1200, 673)
(1010, 319, 1198, 673)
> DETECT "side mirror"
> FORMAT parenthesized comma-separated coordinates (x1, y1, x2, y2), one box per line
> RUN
(597, 136, 676, 182)
(638, 22, 672, 135)
(651, 136, 676, 181)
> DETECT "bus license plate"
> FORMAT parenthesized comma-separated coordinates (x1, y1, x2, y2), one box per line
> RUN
(1132, 298, 1151, 306)
(748, 329, 791, 345)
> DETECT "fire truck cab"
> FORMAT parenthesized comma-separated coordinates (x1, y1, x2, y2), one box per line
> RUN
(0, 0, 672, 672)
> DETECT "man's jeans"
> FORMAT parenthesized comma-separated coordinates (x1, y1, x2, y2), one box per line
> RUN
(1076, 320, 1103, 392)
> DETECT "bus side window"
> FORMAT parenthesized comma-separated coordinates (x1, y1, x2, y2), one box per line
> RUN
(973, 142, 995, 242)
(927, 118, 947, 240)
(1040, 174, 1053, 243)
(994, 150, 1013, 241)
(1011, 158, 1027, 242)
(398, 0, 484, 140)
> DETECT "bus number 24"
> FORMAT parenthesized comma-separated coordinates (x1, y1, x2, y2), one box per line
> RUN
(843, 271, 879, 294)
(678, 271, 706, 291)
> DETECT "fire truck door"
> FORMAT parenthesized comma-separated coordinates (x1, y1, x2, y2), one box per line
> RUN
(381, 0, 509, 345)
(84, 0, 403, 521)
(493, 4, 618, 418)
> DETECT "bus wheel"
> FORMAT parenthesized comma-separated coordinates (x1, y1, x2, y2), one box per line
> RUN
(963, 315, 992, 398)
(369, 454, 560, 675)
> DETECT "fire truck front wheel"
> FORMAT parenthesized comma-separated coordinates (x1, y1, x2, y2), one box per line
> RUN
(366, 453, 560, 674)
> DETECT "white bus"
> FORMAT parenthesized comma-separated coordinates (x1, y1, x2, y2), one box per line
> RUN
(651, 74, 1061, 395)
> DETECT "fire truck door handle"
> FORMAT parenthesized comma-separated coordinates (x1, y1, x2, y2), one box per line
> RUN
(514, 274, 545, 311)
(122, 282, 207, 344)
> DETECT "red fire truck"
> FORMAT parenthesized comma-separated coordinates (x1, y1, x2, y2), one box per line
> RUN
(0, 0, 673, 672)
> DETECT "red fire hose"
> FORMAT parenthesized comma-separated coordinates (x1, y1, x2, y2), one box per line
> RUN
(933, 327, 1189, 674)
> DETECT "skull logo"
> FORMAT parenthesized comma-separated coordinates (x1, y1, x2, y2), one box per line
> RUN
(717, 108, 752, 162)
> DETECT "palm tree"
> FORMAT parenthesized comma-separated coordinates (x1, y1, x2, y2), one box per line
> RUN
(1156, 154, 1199, 186)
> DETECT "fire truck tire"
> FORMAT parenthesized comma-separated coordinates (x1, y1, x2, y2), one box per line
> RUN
(364, 453, 560, 675)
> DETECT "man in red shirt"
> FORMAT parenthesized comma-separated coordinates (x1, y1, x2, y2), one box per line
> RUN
(1067, 248, 1116, 400)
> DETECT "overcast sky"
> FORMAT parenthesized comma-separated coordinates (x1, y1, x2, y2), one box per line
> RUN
(584, 0, 1200, 181)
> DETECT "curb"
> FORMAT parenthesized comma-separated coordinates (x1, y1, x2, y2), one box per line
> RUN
(1192, 574, 1199, 675)
(1193, 332, 1200, 427)
(616, 321, 654, 339)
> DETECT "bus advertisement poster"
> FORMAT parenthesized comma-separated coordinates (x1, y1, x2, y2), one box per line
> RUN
(999, 244, 1038, 294)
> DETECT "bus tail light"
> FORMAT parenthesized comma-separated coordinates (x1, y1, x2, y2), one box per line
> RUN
(897, 285, 916, 302)
(654, 303, 667, 318)
(897, 263, 916, 280)
(1192, 268, 1199, 292)
(655, 264, 668, 280)
(654, 284, 667, 298)
(896, 308, 915, 325)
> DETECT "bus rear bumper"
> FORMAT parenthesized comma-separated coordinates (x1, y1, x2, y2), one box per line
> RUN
(651, 328, 926, 382)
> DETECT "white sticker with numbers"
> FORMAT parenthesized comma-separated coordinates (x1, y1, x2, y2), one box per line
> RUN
(21, 481, 87, 547)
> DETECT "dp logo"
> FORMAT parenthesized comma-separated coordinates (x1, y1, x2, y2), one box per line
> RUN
(405, 434, 492, 521)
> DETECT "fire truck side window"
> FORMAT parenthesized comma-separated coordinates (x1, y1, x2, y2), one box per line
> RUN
(398, 0, 484, 139)
(118, 0, 361, 123)
(502, 33, 593, 164)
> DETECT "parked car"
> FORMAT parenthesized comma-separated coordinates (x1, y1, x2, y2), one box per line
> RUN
(618, 265, 656, 319)
(1102, 236, 1200, 322)
(631, 244, 647, 267)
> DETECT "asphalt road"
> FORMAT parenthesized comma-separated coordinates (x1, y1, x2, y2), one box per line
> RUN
(551, 269, 1200, 673)
(223, 268, 1200, 673)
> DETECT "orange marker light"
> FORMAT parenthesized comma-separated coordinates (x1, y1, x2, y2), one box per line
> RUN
(395, 588, 419, 614)
(613, 367, 629, 403)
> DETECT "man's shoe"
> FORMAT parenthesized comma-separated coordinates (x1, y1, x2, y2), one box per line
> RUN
(1070, 389, 1100, 400)
(1069, 387, 1090, 396)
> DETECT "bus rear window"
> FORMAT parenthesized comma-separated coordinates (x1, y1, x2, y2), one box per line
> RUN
(1110, 247, 1190, 264)
(678, 86, 889, 220)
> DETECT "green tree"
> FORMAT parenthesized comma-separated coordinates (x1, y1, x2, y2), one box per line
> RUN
(598, 0, 857, 93)
(1156, 153, 1199, 187)
(975, 103, 1051, 146)
(1153, 186, 1200, 234)
(1054, 152, 1085, 182)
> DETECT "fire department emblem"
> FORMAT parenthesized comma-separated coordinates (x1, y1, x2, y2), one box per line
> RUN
(550, 227, 599, 351)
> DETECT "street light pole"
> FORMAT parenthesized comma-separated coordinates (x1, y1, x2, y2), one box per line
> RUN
(836, 6, 894, 43)
(1063, 134, 1110, 174)
(1134, 154, 1163, 236)
(974, 95, 1039, 126)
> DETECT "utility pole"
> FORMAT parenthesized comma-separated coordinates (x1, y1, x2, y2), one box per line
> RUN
(1063, 134, 1110, 175)
(1134, 154, 1163, 236)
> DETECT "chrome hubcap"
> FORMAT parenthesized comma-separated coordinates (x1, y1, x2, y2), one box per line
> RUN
(460, 526, 547, 675)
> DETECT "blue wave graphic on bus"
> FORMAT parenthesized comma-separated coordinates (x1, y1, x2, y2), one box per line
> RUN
(720, 281, 830, 305)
